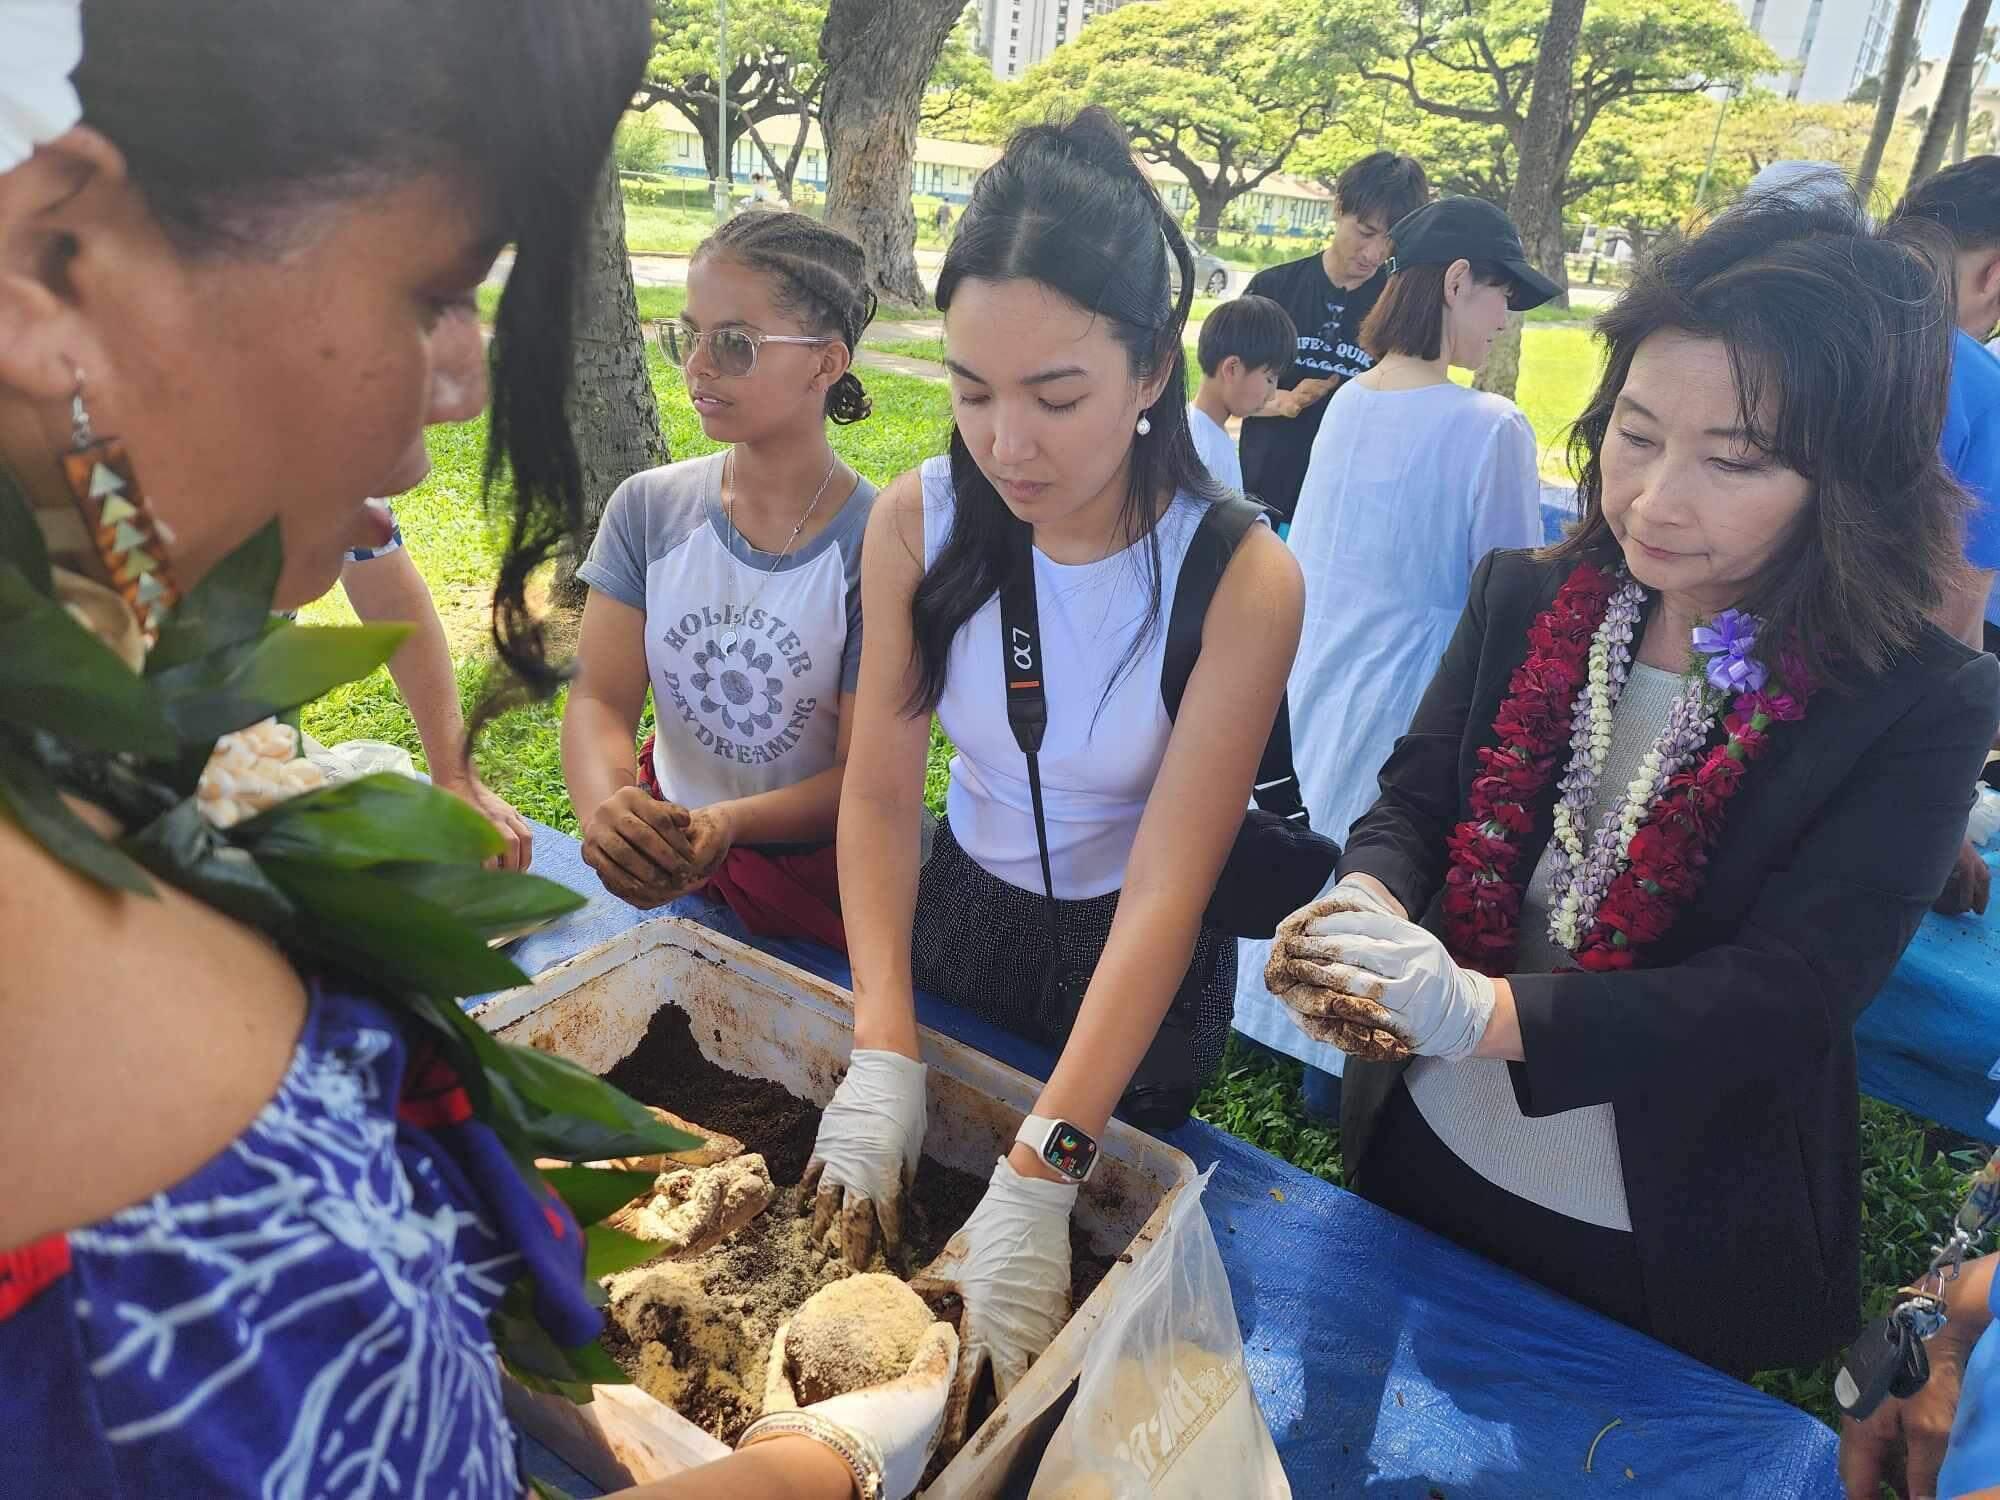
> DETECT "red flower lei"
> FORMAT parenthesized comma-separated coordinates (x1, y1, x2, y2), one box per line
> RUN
(1568, 656, 1809, 971)
(1441, 562, 1810, 976)
(1443, 562, 1616, 975)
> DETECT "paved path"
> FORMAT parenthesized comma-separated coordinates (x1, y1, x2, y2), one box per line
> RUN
(871, 319, 943, 342)
(855, 348, 946, 383)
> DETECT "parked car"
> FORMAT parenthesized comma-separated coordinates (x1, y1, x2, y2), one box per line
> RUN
(1171, 246, 1232, 297)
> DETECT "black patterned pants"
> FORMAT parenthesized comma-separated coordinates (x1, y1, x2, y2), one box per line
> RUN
(909, 819, 1236, 1107)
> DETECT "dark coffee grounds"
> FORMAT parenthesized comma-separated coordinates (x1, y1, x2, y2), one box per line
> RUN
(602, 1003, 1114, 1300)
(597, 1003, 1116, 1447)
(604, 1003, 821, 1184)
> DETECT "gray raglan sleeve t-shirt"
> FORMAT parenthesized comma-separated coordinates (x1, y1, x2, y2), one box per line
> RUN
(577, 452, 875, 808)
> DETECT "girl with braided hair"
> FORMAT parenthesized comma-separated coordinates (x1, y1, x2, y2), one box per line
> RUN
(565, 211, 878, 946)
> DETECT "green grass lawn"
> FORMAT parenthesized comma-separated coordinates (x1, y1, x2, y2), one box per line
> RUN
(871, 327, 1600, 483)
(480, 283, 689, 328)
(301, 334, 1966, 1434)
(1449, 325, 1604, 480)
(865, 336, 946, 365)
(622, 204, 713, 255)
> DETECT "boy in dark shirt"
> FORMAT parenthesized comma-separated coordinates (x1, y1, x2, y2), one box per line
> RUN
(1239, 151, 1429, 527)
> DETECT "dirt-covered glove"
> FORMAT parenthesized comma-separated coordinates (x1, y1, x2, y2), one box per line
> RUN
(802, 1049, 928, 1268)
(912, 1155, 1075, 1452)
(1268, 897, 1494, 1061)
(761, 1320, 960, 1500)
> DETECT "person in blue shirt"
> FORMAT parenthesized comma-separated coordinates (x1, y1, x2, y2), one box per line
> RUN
(1890, 158, 2000, 650)
(1889, 160, 2000, 917)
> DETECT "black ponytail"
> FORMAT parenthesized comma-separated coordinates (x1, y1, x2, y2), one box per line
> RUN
(909, 107, 1221, 715)
(696, 212, 877, 424)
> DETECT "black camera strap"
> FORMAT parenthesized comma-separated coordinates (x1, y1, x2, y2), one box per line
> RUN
(997, 527, 1060, 932)
(998, 498, 1310, 914)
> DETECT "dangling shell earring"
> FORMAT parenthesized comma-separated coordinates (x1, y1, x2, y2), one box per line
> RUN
(1136, 415, 1153, 436)
(60, 369, 181, 639)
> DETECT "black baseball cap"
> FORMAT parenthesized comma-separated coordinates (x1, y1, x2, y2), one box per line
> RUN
(1383, 196, 1561, 311)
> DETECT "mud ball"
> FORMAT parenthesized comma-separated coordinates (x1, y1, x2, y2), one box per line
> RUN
(784, 1272, 936, 1405)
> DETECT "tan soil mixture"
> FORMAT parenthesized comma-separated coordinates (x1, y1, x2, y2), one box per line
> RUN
(610, 1153, 775, 1259)
(598, 1003, 1115, 1446)
(781, 1273, 936, 1405)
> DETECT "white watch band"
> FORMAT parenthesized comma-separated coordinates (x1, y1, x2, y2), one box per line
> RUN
(1016, 1113, 1099, 1183)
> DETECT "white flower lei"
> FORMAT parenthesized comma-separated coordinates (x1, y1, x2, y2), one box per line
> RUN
(1544, 578, 1747, 954)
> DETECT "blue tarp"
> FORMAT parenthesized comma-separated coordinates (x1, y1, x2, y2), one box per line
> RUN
(1856, 845, 2000, 1144)
(499, 823, 1840, 1497)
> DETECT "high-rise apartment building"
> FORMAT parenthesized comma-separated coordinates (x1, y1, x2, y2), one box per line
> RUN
(1734, 0, 1930, 103)
(976, 0, 1133, 79)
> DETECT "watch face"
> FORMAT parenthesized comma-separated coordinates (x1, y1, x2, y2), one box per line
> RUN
(1042, 1122, 1098, 1182)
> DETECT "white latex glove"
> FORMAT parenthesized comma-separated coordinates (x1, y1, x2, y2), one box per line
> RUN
(1274, 899, 1495, 1060)
(1321, 873, 1403, 920)
(913, 1155, 1076, 1452)
(763, 1318, 960, 1500)
(802, 1049, 928, 1268)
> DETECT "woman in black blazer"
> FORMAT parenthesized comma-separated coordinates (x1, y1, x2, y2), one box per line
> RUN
(1265, 197, 2000, 1377)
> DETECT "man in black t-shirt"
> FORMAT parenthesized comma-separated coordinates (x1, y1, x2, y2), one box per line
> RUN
(1238, 152, 1430, 525)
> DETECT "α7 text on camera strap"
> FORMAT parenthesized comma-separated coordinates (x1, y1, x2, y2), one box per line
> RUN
(996, 495, 1335, 944)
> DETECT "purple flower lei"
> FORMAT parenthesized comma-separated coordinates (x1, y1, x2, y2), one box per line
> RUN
(1545, 575, 1645, 925)
(1546, 601, 1771, 951)
(1561, 679, 1718, 942)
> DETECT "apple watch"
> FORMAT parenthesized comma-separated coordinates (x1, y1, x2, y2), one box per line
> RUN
(1016, 1114, 1101, 1185)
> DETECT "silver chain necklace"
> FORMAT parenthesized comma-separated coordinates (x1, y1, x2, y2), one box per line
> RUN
(718, 445, 840, 651)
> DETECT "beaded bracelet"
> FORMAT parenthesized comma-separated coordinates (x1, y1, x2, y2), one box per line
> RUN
(736, 1409, 887, 1499)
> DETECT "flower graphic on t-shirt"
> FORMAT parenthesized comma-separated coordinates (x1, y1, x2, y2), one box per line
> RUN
(690, 637, 784, 734)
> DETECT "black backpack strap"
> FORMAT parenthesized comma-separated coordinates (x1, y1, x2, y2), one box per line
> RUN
(1162, 496, 1311, 825)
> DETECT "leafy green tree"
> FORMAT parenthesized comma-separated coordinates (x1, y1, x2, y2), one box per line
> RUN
(1314, 0, 1769, 396)
(1319, 0, 1771, 282)
(613, 115, 672, 175)
(1003, 0, 1343, 241)
(923, 4, 1001, 143)
(640, 0, 826, 199)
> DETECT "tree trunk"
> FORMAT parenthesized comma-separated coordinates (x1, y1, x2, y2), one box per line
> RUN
(1192, 182, 1230, 245)
(819, 0, 965, 307)
(689, 99, 746, 200)
(1476, 0, 1586, 401)
(554, 154, 670, 608)
(746, 122, 792, 200)
(1857, 0, 1926, 200)
(1914, 0, 1996, 189)
(1957, 92, 1971, 163)
(747, 114, 815, 204)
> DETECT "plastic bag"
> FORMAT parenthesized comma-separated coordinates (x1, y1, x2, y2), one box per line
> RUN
(1027, 1168, 1290, 1500)
(1970, 786, 2000, 849)
(299, 735, 419, 786)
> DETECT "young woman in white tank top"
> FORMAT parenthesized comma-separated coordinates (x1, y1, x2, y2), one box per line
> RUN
(797, 110, 1305, 1426)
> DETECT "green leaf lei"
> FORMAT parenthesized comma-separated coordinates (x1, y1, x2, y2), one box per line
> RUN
(0, 481, 696, 1401)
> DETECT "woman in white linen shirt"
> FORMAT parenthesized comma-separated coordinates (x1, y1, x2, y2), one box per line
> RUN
(1231, 197, 1557, 1104)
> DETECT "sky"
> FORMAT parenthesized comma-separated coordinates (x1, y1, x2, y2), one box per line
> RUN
(1926, 0, 1979, 58)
